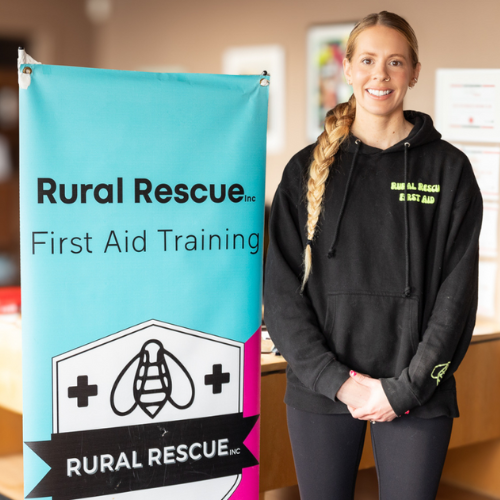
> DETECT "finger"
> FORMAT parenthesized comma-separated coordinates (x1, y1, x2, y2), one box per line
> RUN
(352, 406, 381, 420)
(350, 370, 367, 382)
(355, 415, 372, 421)
(367, 410, 397, 422)
(351, 372, 376, 387)
(350, 407, 371, 420)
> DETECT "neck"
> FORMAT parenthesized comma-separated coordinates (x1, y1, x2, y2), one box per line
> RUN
(350, 109, 413, 150)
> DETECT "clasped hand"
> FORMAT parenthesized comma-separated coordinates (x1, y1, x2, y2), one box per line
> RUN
(336, 371, 398, 422)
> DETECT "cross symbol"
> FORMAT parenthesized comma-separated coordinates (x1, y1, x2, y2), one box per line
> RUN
(68, 375, 98, 407)
(205, 364, 230, 394)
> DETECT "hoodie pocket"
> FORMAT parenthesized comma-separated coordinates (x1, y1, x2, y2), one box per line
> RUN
(324, 292, 419, 378)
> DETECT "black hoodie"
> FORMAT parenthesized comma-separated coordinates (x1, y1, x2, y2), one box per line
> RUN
(264, 110, 483, 418)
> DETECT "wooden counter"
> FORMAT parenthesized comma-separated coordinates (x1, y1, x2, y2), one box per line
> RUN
(2, 320, 500, 499)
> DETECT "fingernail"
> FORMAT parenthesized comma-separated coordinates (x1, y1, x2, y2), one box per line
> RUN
(405, 410, 410, 414)
(350, 370, 357, 376)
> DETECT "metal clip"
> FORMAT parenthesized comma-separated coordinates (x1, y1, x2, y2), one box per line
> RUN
(18, 48, 41, 89)
(260, 70, 270, 86)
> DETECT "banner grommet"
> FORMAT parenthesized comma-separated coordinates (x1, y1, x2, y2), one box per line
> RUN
(260, 70, 270, 86)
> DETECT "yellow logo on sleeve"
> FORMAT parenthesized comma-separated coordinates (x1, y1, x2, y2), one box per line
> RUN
(431, 362, 450, 385)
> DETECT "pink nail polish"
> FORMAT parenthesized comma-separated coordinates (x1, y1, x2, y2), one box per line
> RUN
(350, 370, 357, 376)
(405, 410, 410, 414)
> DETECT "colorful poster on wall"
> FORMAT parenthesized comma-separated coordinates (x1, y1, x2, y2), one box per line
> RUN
(307, 23, 355, 142)
(19, 55, 268, 500)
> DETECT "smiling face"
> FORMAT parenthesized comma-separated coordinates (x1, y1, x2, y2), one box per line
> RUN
(343, 24, 421, 121)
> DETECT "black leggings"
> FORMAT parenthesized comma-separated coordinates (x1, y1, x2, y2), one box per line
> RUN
(286, 406, 453, 500)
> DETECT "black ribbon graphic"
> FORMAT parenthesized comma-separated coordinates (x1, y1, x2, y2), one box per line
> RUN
(26, 413, 259, 500)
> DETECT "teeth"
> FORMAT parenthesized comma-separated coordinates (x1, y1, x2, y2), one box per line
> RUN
(367, 89, 392, 96)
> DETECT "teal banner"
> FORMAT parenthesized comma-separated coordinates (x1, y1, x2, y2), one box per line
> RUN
(20, 63, 268, 500)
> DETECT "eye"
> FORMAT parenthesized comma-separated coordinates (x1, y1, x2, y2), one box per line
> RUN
(361, 58, 372, 65)
(389, 60, 403, 67)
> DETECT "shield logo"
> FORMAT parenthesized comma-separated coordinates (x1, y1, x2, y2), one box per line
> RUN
(25, 319, 254, 500)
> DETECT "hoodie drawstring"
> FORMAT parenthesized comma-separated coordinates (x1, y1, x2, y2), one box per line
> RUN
(325, 138, 412, 298)
(403, 142, 411, 298)
(327, 139, 361, 258)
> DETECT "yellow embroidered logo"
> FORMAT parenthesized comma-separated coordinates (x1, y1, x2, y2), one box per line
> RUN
(390, 182, 440, 205)
(431, 362, 450, 386)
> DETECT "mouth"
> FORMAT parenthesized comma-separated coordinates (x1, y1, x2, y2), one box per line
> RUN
(366, 88, 394, 97)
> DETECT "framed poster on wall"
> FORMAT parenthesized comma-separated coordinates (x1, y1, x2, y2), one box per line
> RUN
(307, 23, 355, 142)
(436, 69, 500, 143)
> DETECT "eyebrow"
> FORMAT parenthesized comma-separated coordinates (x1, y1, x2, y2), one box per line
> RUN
(359, 52, 407, 59)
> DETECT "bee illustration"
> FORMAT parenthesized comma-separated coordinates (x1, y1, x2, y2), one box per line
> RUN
(110, 339, 195, 419)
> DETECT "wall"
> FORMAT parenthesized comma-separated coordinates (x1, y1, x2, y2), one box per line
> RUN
(92, 0, 500, 203)
(3, 0, 499, 200)
(0, 0, 95, 285)
(0, 0, 94, 66)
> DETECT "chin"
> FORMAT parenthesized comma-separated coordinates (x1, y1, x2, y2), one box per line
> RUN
(360, 100, 404, 117)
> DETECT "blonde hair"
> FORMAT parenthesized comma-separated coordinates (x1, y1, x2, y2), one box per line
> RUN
(301, 11, 419, 291)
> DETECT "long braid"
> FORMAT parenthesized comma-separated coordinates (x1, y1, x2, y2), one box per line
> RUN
(301, 94, 356, 291)
(299, 10, 419, 292)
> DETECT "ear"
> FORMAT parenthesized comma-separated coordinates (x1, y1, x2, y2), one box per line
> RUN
(343, 57, 352, 85)
(411, 61, 421, 87)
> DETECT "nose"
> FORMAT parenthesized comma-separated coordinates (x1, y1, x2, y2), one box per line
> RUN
(373, 61, 390, 82)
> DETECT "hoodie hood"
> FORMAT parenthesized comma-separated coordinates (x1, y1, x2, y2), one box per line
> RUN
(341, 110, 442, 154)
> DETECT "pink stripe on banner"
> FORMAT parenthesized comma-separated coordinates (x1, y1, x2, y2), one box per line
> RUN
(232, 465, 260, 500)
(244, 327, 261, 418)
(230, 327, 261, 499)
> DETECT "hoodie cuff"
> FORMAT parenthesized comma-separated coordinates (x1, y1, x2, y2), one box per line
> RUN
(314, 359, 351, 403)
(380, 376, 421, 416)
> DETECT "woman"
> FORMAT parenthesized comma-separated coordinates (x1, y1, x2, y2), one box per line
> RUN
(264, 11, 482, 500)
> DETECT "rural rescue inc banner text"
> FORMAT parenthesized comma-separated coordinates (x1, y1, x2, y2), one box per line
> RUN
(19, 60, 268, 500)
